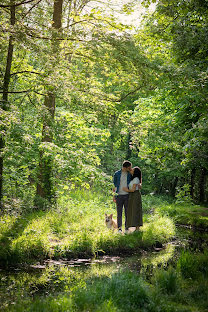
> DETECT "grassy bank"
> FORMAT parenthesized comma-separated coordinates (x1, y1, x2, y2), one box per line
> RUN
(143, 194, 208, 229)
(0, 191, 207, 267)
(0, 191, 177, 267)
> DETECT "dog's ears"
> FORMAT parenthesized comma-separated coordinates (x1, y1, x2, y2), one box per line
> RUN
(105, 213, 107, 216)
(110, 214, 113, 218)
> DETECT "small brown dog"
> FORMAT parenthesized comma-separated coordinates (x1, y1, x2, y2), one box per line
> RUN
(105, 213, 117, 230)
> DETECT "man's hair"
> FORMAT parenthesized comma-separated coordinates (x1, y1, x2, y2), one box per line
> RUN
(122, 160, 132, 168)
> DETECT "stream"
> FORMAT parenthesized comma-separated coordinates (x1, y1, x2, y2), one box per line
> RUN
(0, 227, 207, 310)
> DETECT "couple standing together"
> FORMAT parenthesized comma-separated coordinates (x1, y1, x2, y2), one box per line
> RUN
(113, 160, 143, 233)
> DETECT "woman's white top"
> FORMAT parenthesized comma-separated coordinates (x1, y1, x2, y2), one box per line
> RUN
(129, 177, 140, 190)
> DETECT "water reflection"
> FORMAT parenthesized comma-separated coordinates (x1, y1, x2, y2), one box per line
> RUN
(0, 243, 176, 309)
(0, 227, 207, 311)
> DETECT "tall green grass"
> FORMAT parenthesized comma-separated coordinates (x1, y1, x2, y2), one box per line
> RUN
(0, 191, 176, 267)
(177, 250, 208, 279)
(152, 266, 178, 294)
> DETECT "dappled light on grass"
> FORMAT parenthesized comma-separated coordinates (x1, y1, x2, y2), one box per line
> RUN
(141, 243, 175, 271)
(155, 200, 208, 229)
(142, 215, 175, 246)
(0, 192, 177, 266)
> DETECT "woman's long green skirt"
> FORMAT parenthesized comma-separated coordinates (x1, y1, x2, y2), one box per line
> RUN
(127, 190, 143, 228)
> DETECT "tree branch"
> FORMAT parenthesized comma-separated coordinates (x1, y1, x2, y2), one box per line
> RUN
(10, 70, 44, 76)
(0, 0, 38, 8)
(22, 0, 43, 18)
(64, 51, 95, 61)
(33, 90, 47, 96)
(118, 86, 143, 102)
(24, 29, 86, 41)
(0, 89, 31, 93)
(75, 84, 154, 103)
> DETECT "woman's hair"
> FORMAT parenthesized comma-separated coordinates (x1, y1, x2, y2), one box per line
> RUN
(132, 167, 142, 181)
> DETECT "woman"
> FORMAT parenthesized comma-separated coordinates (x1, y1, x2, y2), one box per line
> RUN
(123, 167, 143, 231)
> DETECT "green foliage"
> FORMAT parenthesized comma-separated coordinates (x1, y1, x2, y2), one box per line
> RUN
(1, 0, 208, 208)
(131, 0, 208, 202)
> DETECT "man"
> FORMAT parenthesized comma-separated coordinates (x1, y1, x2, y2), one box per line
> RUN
(113, 160, 132, 233)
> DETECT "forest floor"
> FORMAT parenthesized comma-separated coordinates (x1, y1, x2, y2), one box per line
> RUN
(0, 191, 208, 311)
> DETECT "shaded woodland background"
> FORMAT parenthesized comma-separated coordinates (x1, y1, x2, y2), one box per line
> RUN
(0, 0, 208, 211)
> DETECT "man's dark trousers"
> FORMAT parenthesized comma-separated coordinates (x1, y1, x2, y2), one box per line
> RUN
(116, 194, 129, 230)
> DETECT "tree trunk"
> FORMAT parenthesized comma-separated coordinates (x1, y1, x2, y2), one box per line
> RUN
(199, 167, 206, 203)
(36, 0, 63, 206)
(170, 176, 178, 197)
(126, 132, 132, 160)
(36, 93, 55, 200)
(190, 168, 196, 199)
(0, 2, 15, 210)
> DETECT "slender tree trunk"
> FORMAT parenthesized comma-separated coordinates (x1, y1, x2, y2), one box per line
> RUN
(126, 132, 132, 159)
(171, 176, 178, 197)
(36, 93, 55, 200)
(199, 167, 206, 203)
(0, 2, 15, 210)
(190, 168, 196, 199)
(36, 0, 63, 205)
